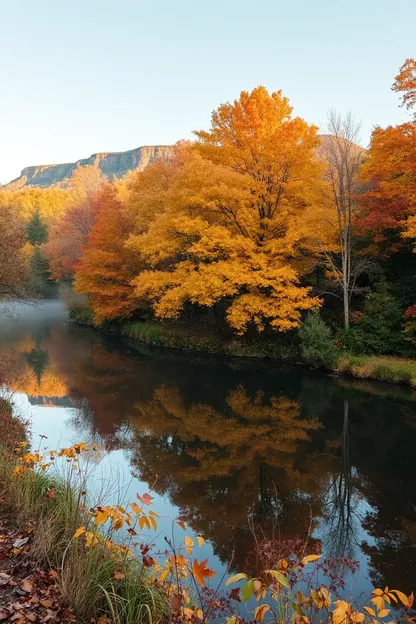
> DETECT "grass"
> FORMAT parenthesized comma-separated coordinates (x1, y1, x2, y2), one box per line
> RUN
(336, 353, 416, 387)
(0, 399, 168, 623)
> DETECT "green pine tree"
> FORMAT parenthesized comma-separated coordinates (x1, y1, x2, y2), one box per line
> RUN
(29, 247, 52, 296)
(26, 209, 48, 245)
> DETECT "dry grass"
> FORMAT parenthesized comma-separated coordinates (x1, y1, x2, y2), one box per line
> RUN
(336, 354, 416, 387)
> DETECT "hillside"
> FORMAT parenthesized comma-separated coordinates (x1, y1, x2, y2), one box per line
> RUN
(6, 145, 174, 189)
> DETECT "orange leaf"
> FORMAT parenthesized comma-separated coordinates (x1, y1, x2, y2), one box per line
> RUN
(254, 605, 270, 622)
(192, 559, 217, 587)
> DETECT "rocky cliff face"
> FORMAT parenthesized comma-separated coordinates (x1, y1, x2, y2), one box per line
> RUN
(6, 145, 174, 188)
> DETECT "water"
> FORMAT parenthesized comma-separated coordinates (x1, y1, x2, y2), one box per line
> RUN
(0, 300, 415, 601)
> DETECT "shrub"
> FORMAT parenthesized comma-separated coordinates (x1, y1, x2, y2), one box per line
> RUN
(345, 281, 407, 355)
(298, 313, 338, 369)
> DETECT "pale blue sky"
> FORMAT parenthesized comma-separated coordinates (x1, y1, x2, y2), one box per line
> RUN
(1, 0, 414, 184)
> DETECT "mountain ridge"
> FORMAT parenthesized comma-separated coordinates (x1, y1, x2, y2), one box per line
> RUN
(5, 145, 174, 189)
(4, 135, 365, 189)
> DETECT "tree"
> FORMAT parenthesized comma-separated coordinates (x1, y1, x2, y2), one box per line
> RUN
(0, 202, 27, 301)
(44, 166, 105, 280)
(130, 87, 328, 334)
(392, 57, 416, 117)
(318, 111, 366, 329)
(26, 208, 48, 245)
(28, 247, 52, 296)
(359, 122, 416, 252)
(74, 183, 143, 322)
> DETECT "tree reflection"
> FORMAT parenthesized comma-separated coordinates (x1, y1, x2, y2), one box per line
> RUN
(1, 319, 415, 589)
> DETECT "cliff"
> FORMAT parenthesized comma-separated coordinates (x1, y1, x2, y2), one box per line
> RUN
(6, 145, 174, 189)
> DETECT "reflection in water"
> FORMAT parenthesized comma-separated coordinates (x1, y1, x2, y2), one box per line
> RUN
(0, 301, 415, 594)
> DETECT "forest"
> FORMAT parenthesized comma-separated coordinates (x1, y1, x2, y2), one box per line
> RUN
(1, 58, 416, 377)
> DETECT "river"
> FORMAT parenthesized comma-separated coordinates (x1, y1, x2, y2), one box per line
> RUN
(0, 300, 415, 601)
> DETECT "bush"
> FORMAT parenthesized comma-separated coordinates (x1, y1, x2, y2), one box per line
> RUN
(343, 281, 407, 356)
(298, 313, 338, 369)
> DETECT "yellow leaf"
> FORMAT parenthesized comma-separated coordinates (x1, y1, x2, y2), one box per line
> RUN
(371, 596, 385, 612)
(363, 607, 376, 617)
(254, 605, 270, 622)
(378, 609, 390, 618)
(301, 554, 321, 566)
(225, 573, 248, 586)
(130, 502, 142, 515)
(350, 613, 365, 623)
(196, 536, 204, 547)
(160, 569, 170, 583)
(184, 536, 194, 547)
(372, 589, 384, 596)
(149, 516, 157, 531)
(73, 526, 86, 539)
(389, 590, 410, 607)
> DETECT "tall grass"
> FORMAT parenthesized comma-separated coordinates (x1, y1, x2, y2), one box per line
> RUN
(337, 354, 416, 387)
(0, 401, 168, 623)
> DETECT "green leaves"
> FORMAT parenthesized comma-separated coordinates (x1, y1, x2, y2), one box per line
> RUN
(265, 569, 289, 587)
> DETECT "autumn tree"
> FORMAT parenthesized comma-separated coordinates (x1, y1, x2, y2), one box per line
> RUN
(44, 166, 105, 280)
(318, 111, 366, 329)
(74, 183, 143, 322)
(0, 201, 27, 302)
(359, 122, 416, 251)
(75, 158, 179, 322)
(0, 188, 68, 225)
(130, 87, 327, 334)
(392, 57, 416, 117)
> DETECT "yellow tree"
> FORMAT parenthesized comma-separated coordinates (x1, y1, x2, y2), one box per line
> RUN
(130, 87, 326, 333)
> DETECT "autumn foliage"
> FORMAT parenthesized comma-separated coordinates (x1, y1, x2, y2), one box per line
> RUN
(2, 61, 416, 349)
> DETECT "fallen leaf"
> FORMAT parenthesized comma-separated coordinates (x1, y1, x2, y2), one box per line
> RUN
(13, 537, 29, 548)
(20, 579, 33, 593)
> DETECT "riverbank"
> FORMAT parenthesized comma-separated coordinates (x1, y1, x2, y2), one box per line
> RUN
(0, 397, 168, 624)
(70, 309, 416, 388)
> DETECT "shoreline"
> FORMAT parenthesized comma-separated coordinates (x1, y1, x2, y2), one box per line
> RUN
(70, 310, 416, 390)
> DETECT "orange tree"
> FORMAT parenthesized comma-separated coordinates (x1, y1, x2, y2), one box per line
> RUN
(129, 87, 329, 334)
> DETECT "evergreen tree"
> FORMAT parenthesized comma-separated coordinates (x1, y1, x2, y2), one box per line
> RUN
(29, 247, 52, 296)
(26, 209, 48, 245)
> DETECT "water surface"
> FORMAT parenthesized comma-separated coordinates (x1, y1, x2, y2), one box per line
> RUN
(1, 300, 415, 600)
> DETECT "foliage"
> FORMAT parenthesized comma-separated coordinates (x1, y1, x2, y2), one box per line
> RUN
(129, 87, 329, 334)
(44, 165, 105, 280)
(26, 209, 48, 245)
(392, 57, 416, 116)
(358, 122, 416, 253)
(0, 441, 168, 623)
(0, 201, 28, 301)
(298, 313, 338, 369)
(340, 281, 407, 356)
(28, 247, 56, 297)
(0, 187, 68, 224)
(74, 183, 143, 322)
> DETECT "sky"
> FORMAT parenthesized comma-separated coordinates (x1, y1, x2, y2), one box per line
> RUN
(1, 0, 415, 184)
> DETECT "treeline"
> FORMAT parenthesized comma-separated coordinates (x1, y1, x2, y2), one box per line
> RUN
(1, 59, 416, 362)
